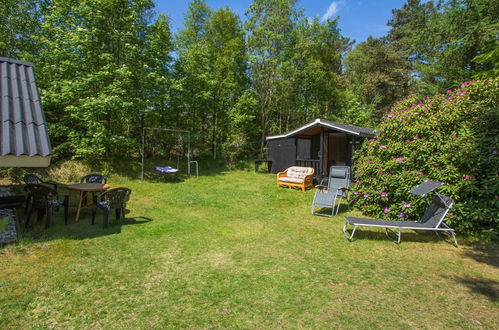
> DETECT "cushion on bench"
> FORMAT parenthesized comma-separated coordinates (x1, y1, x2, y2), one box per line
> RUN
(278, 177, 304, 184)
(286, 166, 314, 179)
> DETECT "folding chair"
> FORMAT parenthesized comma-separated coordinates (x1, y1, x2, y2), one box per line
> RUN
(311, 166, 350, 217)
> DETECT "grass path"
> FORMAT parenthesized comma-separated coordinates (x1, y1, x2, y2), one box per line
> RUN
(1, 170, 498, 328)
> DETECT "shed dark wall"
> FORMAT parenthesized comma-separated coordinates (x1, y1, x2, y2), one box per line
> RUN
(311, 134, 320, 160)
(268, 138, 296, 173)
(296, 138, 311, 159)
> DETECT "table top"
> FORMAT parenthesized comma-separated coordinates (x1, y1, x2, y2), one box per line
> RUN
(66, 183, 110, 192)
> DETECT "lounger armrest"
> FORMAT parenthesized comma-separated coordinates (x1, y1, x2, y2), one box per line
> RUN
(338, 186, 348, 191)
(315, 184, 327, 191)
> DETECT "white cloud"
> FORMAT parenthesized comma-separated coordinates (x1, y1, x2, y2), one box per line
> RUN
(321, 1, 345, 22)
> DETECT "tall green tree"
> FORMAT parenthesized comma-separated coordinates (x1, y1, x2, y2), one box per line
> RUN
(36, 0, 173, 160)
(172, 1, 248, 158)
(345, 37, 410, 121)
(0, 0, 43, 59)
(245, 0, 300, 155)
(205, 7, 248, 157)
(279, 16, 352, 129)
(387, 0, 498, 93)
(171, 0, 212, 151)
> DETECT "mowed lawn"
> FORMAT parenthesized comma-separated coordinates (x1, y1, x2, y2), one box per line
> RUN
(1, 170, 498, 328)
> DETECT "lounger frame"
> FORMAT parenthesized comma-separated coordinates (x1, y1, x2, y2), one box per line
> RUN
(342, 194, 458, 247)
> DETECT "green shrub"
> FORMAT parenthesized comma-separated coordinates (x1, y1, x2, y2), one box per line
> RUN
(47, 160, 93, 184)
(350, 79, 498, 237)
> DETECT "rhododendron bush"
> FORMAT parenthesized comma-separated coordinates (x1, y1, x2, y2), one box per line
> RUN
(350, 79, 498, 236)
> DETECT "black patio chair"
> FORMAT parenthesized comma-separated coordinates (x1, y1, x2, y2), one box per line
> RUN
(23, 174, 58, 212)
(81, 173, 108, 184)
(92, 188, 131, 228)
(24, 184, 68, 229)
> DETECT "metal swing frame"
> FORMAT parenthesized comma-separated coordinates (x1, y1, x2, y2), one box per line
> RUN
(141, 127, 198, 180)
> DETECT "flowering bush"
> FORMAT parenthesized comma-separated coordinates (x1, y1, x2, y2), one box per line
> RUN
(350, 79, 498, 237)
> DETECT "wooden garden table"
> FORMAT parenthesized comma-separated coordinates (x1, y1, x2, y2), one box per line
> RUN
(66, 183, 110, 222)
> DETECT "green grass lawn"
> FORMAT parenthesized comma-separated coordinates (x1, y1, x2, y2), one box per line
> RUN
(1, 170, 498, 328)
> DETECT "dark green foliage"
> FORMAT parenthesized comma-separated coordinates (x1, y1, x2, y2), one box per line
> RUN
(0, 0, 41, 59)
(172, 1, 248, 159)
(245, 1, 353, 155)
(35, 0, 173, 161)
(387, 0, 498, 93)
(345, 37, 410, 120)
(350, 79, 498, 237)
(2, 0, 496, 175)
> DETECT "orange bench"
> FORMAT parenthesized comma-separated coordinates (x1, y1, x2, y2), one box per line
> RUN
(277, 166, 315, 192)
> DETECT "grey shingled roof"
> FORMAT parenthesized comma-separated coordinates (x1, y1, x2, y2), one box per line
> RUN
(0, 57, 51, 157)
(320, 119, 375, 137)
(266, 118, 375, 140)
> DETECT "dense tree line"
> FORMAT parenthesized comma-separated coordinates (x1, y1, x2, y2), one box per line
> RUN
(1, 0, 496, 162)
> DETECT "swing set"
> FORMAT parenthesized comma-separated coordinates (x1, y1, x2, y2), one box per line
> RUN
(141, 127, 199, 180)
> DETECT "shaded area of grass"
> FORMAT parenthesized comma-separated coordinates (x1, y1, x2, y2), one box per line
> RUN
(1, 170, 498, 328)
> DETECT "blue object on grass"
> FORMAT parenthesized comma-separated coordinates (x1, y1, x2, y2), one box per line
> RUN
(155, 166, 179, 174)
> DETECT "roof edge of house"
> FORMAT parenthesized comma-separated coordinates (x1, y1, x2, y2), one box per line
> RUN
(0, 57, 33, 67)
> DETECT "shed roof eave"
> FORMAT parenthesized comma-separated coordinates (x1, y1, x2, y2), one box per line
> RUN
(266, 119, 375, 140)
(0, 155, 51, 167)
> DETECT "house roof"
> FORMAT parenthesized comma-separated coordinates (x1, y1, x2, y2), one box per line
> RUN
(0, 57, 52, 159)
(266, 118, 375, 140)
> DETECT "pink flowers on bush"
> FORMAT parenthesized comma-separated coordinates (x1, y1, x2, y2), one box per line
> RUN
(349, 78, 498, 235)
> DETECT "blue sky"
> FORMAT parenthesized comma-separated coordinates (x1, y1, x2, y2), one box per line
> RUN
(154, 0, 407, 44)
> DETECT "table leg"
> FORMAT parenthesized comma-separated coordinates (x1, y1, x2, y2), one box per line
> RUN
(75, 191, 85, 222)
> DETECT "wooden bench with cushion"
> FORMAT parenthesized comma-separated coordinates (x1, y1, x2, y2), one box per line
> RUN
(277, 166, 315, 192)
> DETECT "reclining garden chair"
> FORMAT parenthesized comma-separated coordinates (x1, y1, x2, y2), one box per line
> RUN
(342, 181, 458, 247)
(311, 166, 350, 217)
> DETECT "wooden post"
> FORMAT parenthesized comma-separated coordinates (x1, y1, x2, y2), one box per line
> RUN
(349, 136, 356, 179)
(319, 127, 324, 180)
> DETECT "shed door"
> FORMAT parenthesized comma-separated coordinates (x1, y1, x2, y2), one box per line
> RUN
(328, 133, 348, 168)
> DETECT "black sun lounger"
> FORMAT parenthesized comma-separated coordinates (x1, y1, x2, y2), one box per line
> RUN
(343, 181, 458, 247)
